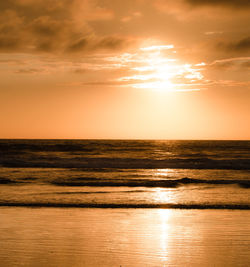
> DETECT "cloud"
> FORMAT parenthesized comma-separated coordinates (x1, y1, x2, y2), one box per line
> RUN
(209, 57, 250, 69)
(0, 10, 25, 51)
(185, 0, 250, 9)
(213, 80, 250, 87)
(205, 31, 223, 35)
(153, 0, 250, 21)
(66, 38, 89, 53)
(241, 61, 250, 68)
(14, 67, 49, 74)
(0, 0, 130, 55)
(121, 11, 142, 23)
(30, 16, 62, 37)
(216, 37, 250, 52)
(73, 68, 87, 74)
(65, 36, 128, 53)
(95, 36, 127, 51)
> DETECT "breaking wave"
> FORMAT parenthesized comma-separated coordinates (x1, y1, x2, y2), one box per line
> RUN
(50, 177, 250, 188)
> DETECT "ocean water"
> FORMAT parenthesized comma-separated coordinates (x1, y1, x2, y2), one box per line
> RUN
(0, 139, 249, 209)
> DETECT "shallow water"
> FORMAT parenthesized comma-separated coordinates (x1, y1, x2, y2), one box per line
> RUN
(0, 208, 250, 267)
(0, 166, 249, 209)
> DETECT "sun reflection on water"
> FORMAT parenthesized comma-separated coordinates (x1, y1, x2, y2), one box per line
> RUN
(157, 209, 173, 263)
(153, 168, 178, 204)
(154, 168, 176, 177)
(153, 188, 177, 204)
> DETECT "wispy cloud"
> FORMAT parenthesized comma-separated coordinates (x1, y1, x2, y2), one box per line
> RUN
(14, 68, 48, 74)
(205, 31, 223, 35)
(212, 80, 250, 87)
(209, 57, 250, 69)
(121, 11, 142, 23)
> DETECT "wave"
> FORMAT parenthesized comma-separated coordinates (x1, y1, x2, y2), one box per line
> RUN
(1, 157, 250, 170)
(1, 140, 250, 170)
(1, 175, 249, 188)
(0, 202, 250, 209)
(50, 177, 250, 188)
(1, 176, 249, 188)
(0, 177, 17, 184)
(37, 190, 149, 195)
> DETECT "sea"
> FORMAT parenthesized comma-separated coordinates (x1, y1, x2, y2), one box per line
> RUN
(0, 139, 250, 209)
(0, 139, 250, 266)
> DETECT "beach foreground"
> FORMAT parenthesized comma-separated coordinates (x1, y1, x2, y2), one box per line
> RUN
(0, 208, 249, 266)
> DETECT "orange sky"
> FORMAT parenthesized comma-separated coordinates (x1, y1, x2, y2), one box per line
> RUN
(0, 0, 250, 139)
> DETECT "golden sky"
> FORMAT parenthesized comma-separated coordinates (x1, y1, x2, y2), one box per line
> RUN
(0, 0, 250, 139)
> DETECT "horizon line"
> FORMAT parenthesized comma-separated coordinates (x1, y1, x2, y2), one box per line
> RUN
(0, 138, 249, 141)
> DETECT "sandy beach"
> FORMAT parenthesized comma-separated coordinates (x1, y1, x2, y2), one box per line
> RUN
(0, 207, 249, 266)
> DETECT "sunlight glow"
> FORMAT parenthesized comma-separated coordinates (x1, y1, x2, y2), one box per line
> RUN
(117, 43, 204, 92)
(140, 45, 174, 51)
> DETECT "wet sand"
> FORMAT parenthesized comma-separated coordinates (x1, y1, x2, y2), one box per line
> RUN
(0, 208, 249, 266)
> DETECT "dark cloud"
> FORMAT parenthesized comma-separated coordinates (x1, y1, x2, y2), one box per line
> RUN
(95, 36, 126, 50)
(30, 16, 62, 37)
(217, 37, 250, 52)
(67, 38, 89, 53)
(0, 0, 126, 55)
(229, 36, 250, 51)
(0, 37, 21, 51)
(66, 36, 127, 53)
(0, 10, 25, 51)
(185, 0, 250, 8)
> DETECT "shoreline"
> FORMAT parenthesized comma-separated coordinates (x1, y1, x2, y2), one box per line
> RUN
(1, 203, 250, 209)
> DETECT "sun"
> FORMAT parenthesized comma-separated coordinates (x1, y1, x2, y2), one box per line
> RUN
(133, 46, 177, 91)
(118, 44, 204, 92)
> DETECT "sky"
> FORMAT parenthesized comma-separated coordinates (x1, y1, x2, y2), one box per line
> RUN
(0, 0, 250, 139)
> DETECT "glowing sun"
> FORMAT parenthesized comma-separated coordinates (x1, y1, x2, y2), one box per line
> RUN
(119, 44, 204, 92)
